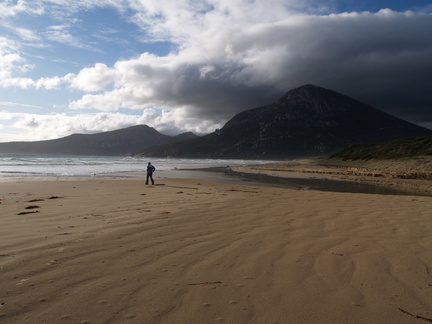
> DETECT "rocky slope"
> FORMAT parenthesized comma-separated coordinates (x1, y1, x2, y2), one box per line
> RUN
(138, 85, 432, 159)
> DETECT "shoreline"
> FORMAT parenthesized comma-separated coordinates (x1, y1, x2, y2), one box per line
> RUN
(231, 158, 432, 196)
(2, 159, 432, 197)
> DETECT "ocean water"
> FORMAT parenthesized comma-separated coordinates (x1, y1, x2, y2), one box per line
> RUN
(0, 154, 276, 178)
(0, 154, 428, 196)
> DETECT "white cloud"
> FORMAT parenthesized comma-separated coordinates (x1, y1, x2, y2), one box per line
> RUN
(0, 37, 23, 70)
(0, 111, 144, 141)
(14, 27, 42, 42)
(0, 73, 71, 89)
(71, 63, 117, 91)
(41, 23, 102, 53)
(0, 102, 41, 109)
(0, 34, 75, 89)
(199, 65, 215, 79)
(44, 24, 75, 44)
(0, 0, 32, 17)
(0, 108, 220, 142)
(70, 87, 155, 111)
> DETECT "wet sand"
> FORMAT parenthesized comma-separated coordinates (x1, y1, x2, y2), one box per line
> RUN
(1, 175, 432, 323)
(232, 158, 432, 196)
(160, 166, 432, 197)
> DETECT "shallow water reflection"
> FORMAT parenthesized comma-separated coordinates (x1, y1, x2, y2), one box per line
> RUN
(159, 168, 432, 197)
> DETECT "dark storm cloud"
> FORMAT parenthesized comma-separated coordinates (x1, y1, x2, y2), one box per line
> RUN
(71, 8, 432, 132)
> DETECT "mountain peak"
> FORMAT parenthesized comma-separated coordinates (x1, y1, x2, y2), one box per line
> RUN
(282, 84, 333, 99)
(289, 84, 325, 92)
(142, 85, 432, 159)
(277, 84, 359, 107)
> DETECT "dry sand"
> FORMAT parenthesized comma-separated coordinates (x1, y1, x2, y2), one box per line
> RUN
(1, 176, 432, 323)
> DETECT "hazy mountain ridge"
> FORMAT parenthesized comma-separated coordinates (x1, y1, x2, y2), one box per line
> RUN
(137, 85, 432, 159)
(0, 125, 198, 156)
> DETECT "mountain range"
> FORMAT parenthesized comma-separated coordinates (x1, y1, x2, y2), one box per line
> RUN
(1, 84, 431, 159)
(136, 85, 432, 159)
(0, 125, 198, 156)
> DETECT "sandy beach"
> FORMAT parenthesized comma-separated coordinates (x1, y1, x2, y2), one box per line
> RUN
(1, 175, 432, 323)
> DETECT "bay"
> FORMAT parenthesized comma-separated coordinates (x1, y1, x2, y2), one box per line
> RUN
(0, 154, 276, 178)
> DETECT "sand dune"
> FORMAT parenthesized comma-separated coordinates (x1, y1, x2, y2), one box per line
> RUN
(1, 177, 432, 323)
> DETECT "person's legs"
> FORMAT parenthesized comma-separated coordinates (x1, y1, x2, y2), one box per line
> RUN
(146, 173, 154, 185)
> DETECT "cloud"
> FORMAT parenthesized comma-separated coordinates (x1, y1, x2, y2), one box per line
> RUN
(0, 102, 41, 109)
(66, 5, 432, 126)
(0, 35, 74, 89)
(1, 1, 432, 142)
(0, 37, 24, 70)
(14, 27, 42, 43)
(0, 0, 39, 17)
(0, 109, 218, 142)
(0, 111, 145, 141)
(71, 63, 117, 91)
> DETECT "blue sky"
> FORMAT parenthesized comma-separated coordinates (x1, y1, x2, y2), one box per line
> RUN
(0, 0, 432, 142)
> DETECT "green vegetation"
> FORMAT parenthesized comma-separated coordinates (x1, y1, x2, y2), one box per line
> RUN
(329, 136, 432, 161)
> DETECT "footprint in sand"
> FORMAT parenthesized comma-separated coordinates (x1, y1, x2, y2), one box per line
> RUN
(17, 211, 39, 215)
(25, 205, 40, 209)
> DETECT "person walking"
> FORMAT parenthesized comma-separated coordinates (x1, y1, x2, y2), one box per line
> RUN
(146, 162, 156, 185)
